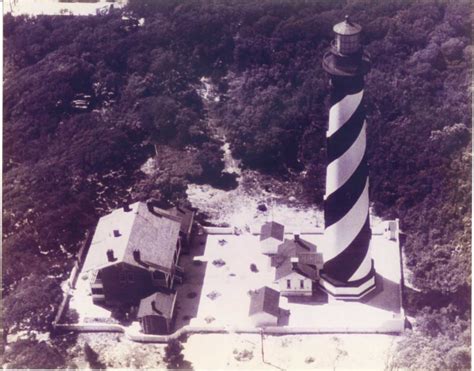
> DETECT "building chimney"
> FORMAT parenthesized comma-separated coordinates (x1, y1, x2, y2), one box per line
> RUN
(123, 204, 132, 212)
(113, 229, 121, 237)
(151, 300, 163, 316)
(133, 249, 141, 262)
(294, 232, 300, 242)
(146, 201, 154, 213)
(106, 249, 117, 262)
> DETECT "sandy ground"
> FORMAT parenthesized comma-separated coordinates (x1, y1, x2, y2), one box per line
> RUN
(4, 0, 127, 16)
(70, 333, 167, 369)
(182, 333, 398, 370)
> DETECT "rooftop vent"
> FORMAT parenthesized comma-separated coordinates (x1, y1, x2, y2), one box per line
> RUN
(106, 249, 117, 262)
(146, 199, 162, 217)
(133, 249, 141, 262)
(123, 204, 132, 212)
(290, 256, 299, 268)
(113, 229, 121, 237)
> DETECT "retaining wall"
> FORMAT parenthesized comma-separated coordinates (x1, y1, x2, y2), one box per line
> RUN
(54, 320, 404, 343)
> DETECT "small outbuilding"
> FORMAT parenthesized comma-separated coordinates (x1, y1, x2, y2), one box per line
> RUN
(137, 291, 177, 334)
(248, 286, 281, 327)
(259, 221, 285, 255)
(275, 257, 318, 296)
(272, 235, 323, 297)
(167, 205, 195, 250)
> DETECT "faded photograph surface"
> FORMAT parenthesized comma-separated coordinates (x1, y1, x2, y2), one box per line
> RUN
(3, 0, 471, 369)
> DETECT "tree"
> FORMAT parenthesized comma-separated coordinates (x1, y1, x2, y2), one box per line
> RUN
(164, 339, 193, 370)
(3, 339, 66, 369)
(3, 274, 63, 334)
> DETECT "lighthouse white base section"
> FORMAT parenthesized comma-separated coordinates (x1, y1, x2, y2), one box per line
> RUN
(319, 273, 376, 300)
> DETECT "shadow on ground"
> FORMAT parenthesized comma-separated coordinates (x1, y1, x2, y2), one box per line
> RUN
(174, 233, 209, 330)
(361, 273, 401, 313)
(286, 288, 329, 305)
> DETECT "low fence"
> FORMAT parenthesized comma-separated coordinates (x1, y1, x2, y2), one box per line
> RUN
(203, 226, 325, 235)
(53, 230, 92, 326)
(54, 319, 405, 343)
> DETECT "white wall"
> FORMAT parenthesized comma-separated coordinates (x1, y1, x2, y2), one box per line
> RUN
(261, 238, 281, 255)
(250, 312, 278, 327)
(278, 272, 312, 296)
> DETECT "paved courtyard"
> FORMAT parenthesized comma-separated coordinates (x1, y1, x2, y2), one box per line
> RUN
(179, 222, 404, 332)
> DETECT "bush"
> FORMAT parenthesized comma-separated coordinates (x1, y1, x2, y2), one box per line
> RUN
(164, 339, 193, 370)
(212, 259, 226, 267)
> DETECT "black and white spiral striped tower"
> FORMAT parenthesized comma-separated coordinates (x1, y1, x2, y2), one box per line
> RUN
(320, 16, 376, 299)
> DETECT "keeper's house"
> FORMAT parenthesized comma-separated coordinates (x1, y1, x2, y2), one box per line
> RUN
(82, 201, 194, 308)
(272, 235, 324, 296)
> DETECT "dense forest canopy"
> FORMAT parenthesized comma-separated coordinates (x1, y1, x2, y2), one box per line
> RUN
(3, 0, 471, 368)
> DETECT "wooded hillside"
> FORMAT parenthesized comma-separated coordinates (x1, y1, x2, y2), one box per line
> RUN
(3, 0, 471, 368)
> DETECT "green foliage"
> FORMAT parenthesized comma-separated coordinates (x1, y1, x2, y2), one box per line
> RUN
(164, 339, 193, 370)
(3, 274, 63, 334)
(3, 339, 66, 369)
(392, 306, 471, 370)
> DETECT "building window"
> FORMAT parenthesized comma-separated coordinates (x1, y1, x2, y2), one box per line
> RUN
(153, 270, 165, 280)
(286, 279, 291, 289)
(300, 280, 304, 289)
(119, 271, 127, 285)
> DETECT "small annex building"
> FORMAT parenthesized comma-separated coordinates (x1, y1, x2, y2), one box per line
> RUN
(273, 235, 324, 296)
(82, 201, 190, 307)
(166, 205, 195, 250)
(248, 286, 281, 327)
(137, 291, 177, 334)
(260, 221, 285, 255)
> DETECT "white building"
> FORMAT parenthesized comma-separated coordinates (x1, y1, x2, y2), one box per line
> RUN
(259, 221, 284, 255)
(248, 286, 281, 327)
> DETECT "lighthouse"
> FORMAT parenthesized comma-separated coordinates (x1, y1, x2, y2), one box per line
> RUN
(320, 16, 376, 299)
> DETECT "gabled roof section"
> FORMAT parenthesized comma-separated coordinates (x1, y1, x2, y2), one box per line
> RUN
(166, 205, 195, 236)
(82, 202, 182, 272)
(274, 259, 318, 281)
(137, 291, 177, 319)
(260, 221, 285, 242)
(249, 286, 280, 317)
(277, 237, 316, 256)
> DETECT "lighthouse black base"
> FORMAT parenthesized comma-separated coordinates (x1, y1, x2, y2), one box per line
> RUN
(319, 260, 376, 300)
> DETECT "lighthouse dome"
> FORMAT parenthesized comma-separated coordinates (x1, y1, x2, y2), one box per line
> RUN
(333, 16, 362, 55)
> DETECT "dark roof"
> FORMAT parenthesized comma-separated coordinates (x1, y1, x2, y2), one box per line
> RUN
(167, 206, 195, 236)
(137, 291, 177, 319)
(260, 221, 285, 242)
(274, 258, 318, 281)
(249, 287, 280, 317)
(272, 237, 319, 267)
(277, 237, 316, 256)
(83, 202, 182, 272)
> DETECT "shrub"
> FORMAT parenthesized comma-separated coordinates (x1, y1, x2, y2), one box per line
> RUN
(212, 259, 226, 267)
